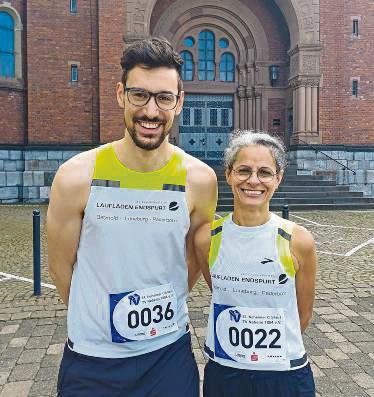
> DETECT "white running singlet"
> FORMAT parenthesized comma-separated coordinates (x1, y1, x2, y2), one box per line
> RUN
(205, 213, 308, 371)
(68, 144, 190, 358)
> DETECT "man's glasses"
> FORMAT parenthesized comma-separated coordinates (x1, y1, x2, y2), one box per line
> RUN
(232, 166, 276, 183)
(124, 87, 180, 111)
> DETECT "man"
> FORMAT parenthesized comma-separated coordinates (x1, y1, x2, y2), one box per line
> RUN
(47, 37, 217, 397)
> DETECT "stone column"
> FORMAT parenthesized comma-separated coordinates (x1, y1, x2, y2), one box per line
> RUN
(247, 96, 254, 130)
(246, 88, 254, 130)
(237, 87, 246, 129)
(305, 85, 312, 132)
(311, 86, 318, 132)
(288, 42, 322, 143)
(244, 97, 248, 130)
(297, 86, 306, 132)
(255, 94, 262, 130)
(293, 88, 297, 134)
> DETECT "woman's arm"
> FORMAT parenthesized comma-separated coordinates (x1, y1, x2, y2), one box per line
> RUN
(291, 225, 317, 333)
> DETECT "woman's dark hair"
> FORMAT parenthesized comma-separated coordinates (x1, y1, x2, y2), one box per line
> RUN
(120, 37, 184, 92)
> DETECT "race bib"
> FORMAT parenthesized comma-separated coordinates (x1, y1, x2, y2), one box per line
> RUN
(214, 304, 287, 364)
(110, 284, 178, 343)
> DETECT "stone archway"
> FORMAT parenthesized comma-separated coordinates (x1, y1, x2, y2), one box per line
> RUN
(123, 0, 321, 143)
(152, 0, 272, 137)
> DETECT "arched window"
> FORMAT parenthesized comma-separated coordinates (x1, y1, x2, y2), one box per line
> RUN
(219, 53, 235, 82)
(198, 30, 215, 81)
(180, 51, 193, 81)
(0, 11, 15, 78)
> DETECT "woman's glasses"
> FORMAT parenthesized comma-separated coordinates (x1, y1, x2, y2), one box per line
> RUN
(232, 166, 276, 183)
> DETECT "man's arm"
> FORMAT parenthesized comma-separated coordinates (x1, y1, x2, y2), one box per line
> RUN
(291, 225, 317, 333)
(47, 152, 93, 306)
(186, 160, 217, 290)
(194, 223, 212, 290)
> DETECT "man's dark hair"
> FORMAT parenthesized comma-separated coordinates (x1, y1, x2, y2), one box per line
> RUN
(120, 37, 184, 92)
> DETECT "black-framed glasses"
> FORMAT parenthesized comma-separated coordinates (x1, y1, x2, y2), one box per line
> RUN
(232, 166, 276, 183)
(124, 87, 180, 111)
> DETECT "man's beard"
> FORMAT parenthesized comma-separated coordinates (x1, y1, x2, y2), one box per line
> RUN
(126, 117, 170, 151)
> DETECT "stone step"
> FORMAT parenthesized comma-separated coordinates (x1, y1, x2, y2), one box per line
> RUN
(277, 185, 350, 192)
(217, 185, 352, 193)
(217, 196, 373, 205)
(217, 179, 339, 187)
(218, 191, 364, 199)
(213, 169, 300, 177)
(217, 202, 374, 212)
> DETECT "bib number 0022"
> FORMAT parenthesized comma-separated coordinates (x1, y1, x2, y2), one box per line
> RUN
(228, 327, 281, 349)
(214, 305, 287, 364)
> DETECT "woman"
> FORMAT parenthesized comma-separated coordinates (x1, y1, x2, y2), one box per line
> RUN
(197, 130, 317, 397)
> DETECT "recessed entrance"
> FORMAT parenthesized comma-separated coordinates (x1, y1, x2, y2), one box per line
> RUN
(179, 94, 233, 162)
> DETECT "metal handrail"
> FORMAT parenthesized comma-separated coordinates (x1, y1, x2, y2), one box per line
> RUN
(296, 138, 356, 175)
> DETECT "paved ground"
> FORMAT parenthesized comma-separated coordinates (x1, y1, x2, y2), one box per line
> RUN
(0, 205, 373, 396)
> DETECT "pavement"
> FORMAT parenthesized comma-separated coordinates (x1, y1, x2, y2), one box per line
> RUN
(0, 205, 374, 396)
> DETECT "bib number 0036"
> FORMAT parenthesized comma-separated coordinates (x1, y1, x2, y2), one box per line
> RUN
(128, 302, 174, 329)
(110, 284, 179, 343)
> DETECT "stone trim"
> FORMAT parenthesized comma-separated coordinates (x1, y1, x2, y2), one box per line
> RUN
(127, 0, 320, 54)
(0, 4, 23, 81)
(152, 0, 270, 63)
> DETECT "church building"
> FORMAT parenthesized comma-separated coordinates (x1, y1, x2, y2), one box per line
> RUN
(0, 1, 373, 202)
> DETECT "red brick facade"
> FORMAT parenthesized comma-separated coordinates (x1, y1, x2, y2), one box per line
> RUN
(0, 89, 25, 144)
(0, 0, 373, 147)
(97, 0, 126, 143)
(26, 0, 99, 144)
(320, 0, 374, 145)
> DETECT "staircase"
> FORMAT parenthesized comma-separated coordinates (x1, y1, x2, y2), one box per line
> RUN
(214, 164, 374, 212)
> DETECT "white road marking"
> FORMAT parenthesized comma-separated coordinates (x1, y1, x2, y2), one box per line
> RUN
(317, 224, 374, 231)
(344, 237, 374, 257)
(316, 250, 346, 257)
(345, 210, 374, 213)
(289, 214, 323, 226)
(290, 214, 374, 231)
(316, 236, 374, 257)
(0, 272, 56, 289)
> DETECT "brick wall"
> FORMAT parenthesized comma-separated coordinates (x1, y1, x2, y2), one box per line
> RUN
(320, 0, 374, 145)
(0, 90, 25, 144)
(26, 0, 99, 144)
(97, 1, 127, 143)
